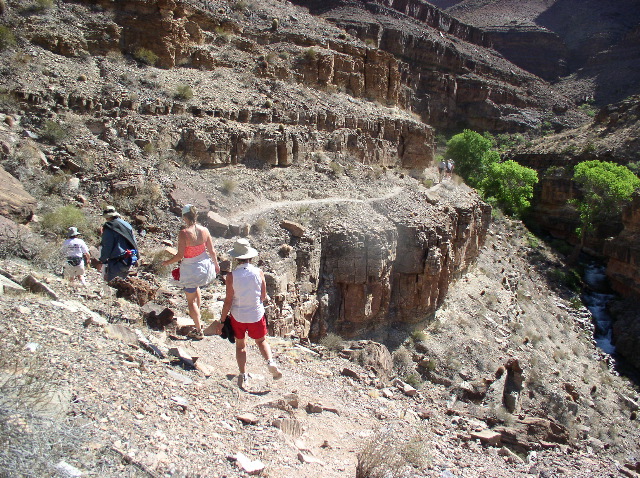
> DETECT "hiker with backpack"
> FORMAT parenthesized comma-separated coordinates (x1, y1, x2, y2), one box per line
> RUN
(98, 206, 139, 282)
(61, 226, 90, 286)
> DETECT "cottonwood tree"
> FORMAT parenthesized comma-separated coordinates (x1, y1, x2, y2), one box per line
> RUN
(445, 129, 498, 188)
(570, 160, 640, 251)
(481, 160, 539, 218)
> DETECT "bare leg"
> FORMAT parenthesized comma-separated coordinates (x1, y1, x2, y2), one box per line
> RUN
(195, 287, 202, 310)
(185, 290, 202, 332)
(255, 336, 273, 362)
(236, 338, 247, 374)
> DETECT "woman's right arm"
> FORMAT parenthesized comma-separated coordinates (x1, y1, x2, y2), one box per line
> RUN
(216, 273, 234, 334)
(162, 230, 186, 266)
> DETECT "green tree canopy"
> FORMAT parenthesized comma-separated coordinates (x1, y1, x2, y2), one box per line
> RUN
(571, 160, 640, 243)
(445, 130, 498, 187)
(481, 160, 539, 218)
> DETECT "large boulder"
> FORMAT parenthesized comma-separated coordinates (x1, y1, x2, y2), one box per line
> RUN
(0, 166, 37, 221)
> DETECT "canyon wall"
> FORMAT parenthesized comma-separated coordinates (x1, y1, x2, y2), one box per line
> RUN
(264, 189, 492, 339)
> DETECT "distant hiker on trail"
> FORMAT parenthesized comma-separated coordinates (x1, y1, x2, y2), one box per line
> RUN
(446, 159, 455, 179)
(162, 204, 219, 340)
(98, 206, 139, 283)
(213, 238, 282, 389)
(61, 227, 90, 286)
(438, 159, 446, 183)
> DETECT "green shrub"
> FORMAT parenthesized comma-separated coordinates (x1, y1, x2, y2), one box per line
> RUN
(525, 231, 540, 249)
(134, 47, 158, 66)
(403, 372, 423, 389)
(578, 102, 597, 117)
(0, 25, 16, 51)
(304, 47, 317, 62)
(41, 205, 89, 238)
(411, 330, 428, 343)
(40, 120, 69, 144)
(174, 84, 193, 101)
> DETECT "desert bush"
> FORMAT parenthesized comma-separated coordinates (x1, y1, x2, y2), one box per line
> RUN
(328, 161, 344, 176)
(357, 429, 430, 478)
(320, 333, 344, 352)
(578, 102, 597, 117)
(403, 372, 423, 389)
(134, 47, 158, 66)
(0, 25, 16, 50)
(411, 330, 428, 343)
(41, 205, 89, 238)
(251, 217, 268, 234)
(231, 0, 248, 11)
(220, 178, 237, 195)
(0, 341, 61, 412)
(304, 47, 317, 62)
(174, 84, 193, 101)
(40, 120, 69, 144)
(0, 340, 85, 476)
(392, 346, 414, 375)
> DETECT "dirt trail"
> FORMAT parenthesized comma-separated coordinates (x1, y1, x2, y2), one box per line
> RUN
(229, 186, 404, 221)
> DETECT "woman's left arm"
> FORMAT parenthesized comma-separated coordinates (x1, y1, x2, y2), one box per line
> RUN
(204, 228, 220, 274)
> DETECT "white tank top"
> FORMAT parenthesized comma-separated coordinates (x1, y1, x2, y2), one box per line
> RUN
(230, 263, 264, 323)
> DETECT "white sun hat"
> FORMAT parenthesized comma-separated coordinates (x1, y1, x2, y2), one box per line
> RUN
(227, 238, 258, 259)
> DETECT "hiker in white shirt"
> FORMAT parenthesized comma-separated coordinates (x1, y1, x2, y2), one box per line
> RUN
(217, 239, 282, 389)
(61, 227, 90, 285)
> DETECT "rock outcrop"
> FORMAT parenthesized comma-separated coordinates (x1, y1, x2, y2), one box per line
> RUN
(0, 165, 37, 221)
(604, 192, 640, 297)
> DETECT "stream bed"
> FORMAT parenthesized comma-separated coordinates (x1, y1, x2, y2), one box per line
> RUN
(581, 258, 618, 355)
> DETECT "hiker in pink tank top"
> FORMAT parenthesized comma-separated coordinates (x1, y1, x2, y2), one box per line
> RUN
(162, 204, 220, 339)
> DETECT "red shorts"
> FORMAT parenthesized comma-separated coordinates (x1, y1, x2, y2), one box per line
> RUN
(230, 315, 267, 340)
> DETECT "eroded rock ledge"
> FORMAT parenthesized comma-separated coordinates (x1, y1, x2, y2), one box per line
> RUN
(260, 185, 491, 339)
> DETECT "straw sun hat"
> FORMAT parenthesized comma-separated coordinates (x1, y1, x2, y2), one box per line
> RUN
(227, 238, 258, 260)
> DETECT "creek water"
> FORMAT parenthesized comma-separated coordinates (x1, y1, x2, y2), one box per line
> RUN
(580, 257, 618, 355)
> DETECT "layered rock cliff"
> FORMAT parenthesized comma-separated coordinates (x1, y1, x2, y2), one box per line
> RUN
(291, 0, 585, 133)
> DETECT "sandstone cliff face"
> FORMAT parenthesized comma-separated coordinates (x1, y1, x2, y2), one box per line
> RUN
(301, 187, 491, 339)
(483, 26, 568, 82)
(293, 0, 584, 133)
(604, 193, 640, 297)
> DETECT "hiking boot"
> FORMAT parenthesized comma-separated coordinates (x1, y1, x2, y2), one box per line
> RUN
(267, 360, 283, 380)
(186, 328, 204, 341)
(237, 373, 249, 389)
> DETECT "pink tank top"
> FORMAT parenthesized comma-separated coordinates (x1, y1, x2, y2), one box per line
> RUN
(184, 243, 206, 258)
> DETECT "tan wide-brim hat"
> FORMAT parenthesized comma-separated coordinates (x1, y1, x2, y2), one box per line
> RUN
(103, 205, 121, 219)
(227, 238, 258, 260)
